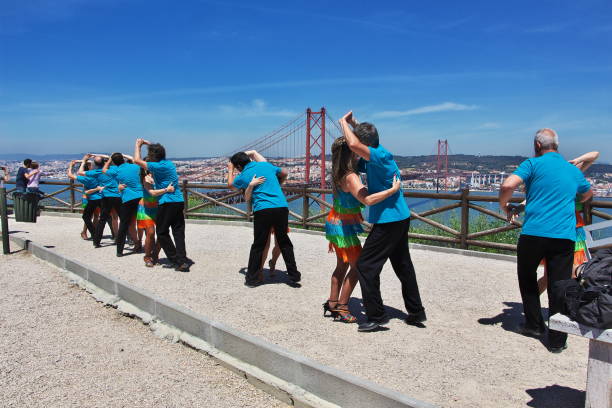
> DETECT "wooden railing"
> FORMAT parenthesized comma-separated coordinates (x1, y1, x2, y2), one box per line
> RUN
(4, 180, 612, 253)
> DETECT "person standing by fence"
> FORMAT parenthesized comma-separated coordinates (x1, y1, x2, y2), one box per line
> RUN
(103, 153, 143, 257)
(499, 128, 593, 353)
(68, 159, 104, 240)
(14, 159, 31, 194)
(24, 162, 42, 194)
(0, 166, 9, 188)
(340, 111, 426, 332)
(134, 138, 191, 272)
(227, 150, 301, 288)
(81, 155, 120, 248)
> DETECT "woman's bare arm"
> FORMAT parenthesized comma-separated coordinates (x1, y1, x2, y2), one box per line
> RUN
(344, 172, 400, 206)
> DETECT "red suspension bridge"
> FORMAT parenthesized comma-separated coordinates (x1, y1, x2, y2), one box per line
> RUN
(183, 107, 452, 190)
(185, 107, 343, 188)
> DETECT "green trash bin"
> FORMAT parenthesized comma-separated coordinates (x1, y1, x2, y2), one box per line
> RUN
(13, 192, 40, 223)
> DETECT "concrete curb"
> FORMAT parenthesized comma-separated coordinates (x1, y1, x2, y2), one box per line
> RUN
(39, 211, 517, 263)
(9, 234, 437, 408)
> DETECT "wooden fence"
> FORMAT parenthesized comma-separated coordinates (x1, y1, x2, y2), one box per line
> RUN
(4, 180, 612, 253)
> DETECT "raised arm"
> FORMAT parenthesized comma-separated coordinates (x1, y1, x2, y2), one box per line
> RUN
(67, 160, 79, 180)
(227, 162, 238, 190)
(101, 156, 112, 173)
(339, 111, 370, 161)
(344, 173, 400, 206)
(499, 174, 523, 218)
(134, 138, 150, 169)
(245, 150, 267, 162)
(77, 154, 90, 176)
(570, 151, 599, 173)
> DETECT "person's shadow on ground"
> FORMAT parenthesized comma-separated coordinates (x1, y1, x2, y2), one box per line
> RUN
(238, 267, 301, 287)
(346, 297, 410, 326)
(525, 384, 585, 408)
(478, 302, 548, 346)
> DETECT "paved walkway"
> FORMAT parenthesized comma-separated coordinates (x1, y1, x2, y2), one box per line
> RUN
(8, 214, 588, 407)
(0, 251, 286, 408)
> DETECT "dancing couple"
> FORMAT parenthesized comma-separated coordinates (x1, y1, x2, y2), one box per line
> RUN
(324, 112, 426, 332)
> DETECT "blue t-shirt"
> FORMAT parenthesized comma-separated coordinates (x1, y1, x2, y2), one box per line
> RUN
(77, 175, 102, 201)
(513, 152, 591, 241)
(233, 161, 288, 212)
(357, 145, 409, 224)
(85, 169, 120, 198)
(15, 167, 28, 189)
(106, 163, 143, 203)
(147, 160, 183, 205)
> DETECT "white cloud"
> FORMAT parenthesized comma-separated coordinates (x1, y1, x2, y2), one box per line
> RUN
(372, 102, 479, 118)
(477, 122, 501, 129)
(217, 99, 297, 118)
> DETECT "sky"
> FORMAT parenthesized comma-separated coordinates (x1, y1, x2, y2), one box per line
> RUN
(1, 0, 611, 161)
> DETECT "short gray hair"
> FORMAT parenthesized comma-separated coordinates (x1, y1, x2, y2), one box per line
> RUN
(534, 128, 559, 150)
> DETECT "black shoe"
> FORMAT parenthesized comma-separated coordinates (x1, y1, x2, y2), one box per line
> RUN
(244, 280, 263, 288)
(518, 324, 545, 338)
(174, 263, 190, 272)
(358, 321, 381, 332)
(94, 243, 101, 248)
(548, 343, 568, 354)
(288, 280, 301, 288)
(405, 310, 427, 326)
(116, 252, 123, 257)
(372, 315, 390, 325)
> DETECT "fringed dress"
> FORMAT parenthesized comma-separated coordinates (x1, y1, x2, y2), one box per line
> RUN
(325, 190, 364, 264)
(574, 201, 588, 265)
(137, 190, 158, 230)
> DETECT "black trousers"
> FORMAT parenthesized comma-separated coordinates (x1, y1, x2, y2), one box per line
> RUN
(94, 197, 122, 246)
(116, 198, 140, 255)
(357, 218, 424, 322)
(156, 202, 187, 264)
(247, 207, 300, 284)
(517, 234, 574, 348)
(82, 199, 101, 236)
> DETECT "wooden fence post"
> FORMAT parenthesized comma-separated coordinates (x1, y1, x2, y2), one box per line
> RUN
(302, 187, 309, 230)
(1, 187, 9, 255)
(69, 179, 76, 213)
(460, 188, 469, 249)
(182, 180, 189, 218)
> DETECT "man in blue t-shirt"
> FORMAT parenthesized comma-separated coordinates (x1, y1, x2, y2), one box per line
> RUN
(80, 154, 120, 248)
(14, 158, 32, 193)
(103, 152, 143, 257)
(68, 158, 103, 239)
(340, 111, 425, 332)
(134, 138, 191, 272)
(228, 150, 301, 287)
(499, 128, 593, 353)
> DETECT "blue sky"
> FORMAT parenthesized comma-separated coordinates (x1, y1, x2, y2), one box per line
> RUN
(1, 0, 611, 161)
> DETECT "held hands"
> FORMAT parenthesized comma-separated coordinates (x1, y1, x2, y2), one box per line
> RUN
(136, 138, 151, 147)
(166, 184, 175, 193)
(391, 175, 401, 192)
(249, 175, 266, 187)
(504, 203, 524, 223)
(144, 174, 154, 184)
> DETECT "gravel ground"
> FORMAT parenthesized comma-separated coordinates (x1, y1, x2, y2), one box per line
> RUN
(8, 214, 589, 408)
(0, 251, 287, 408)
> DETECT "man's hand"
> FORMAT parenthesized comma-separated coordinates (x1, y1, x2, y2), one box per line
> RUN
(166, 184, 175, 193)
(249, 175, 266, 187)
(504, 203, 523, 223)
(118, 184, 126, 192)
(227, 161, 235, 173)
(98, 186, 105, 192)
(391, 175, 401, 192)
(144, 174, 154, 184)
(136, 138, 150, 147)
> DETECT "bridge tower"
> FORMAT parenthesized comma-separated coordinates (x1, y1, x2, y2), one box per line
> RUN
(436, 139, 449, 191)
(305, 107, 327, 189)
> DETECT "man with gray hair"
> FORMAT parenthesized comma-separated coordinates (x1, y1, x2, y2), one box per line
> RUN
(499, 128, 593, 353)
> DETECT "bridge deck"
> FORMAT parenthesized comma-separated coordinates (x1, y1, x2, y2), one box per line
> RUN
(8, 215, 587, 408)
